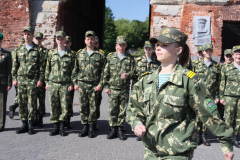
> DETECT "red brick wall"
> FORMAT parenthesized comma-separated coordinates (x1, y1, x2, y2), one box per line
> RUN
(181, 4, 240, 56)
(0, 0, 30, 48)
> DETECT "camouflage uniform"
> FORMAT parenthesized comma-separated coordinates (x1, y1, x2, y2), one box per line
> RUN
(192, 58, 220, 133)
(37, 45, 48, 116)
(45, 48, 75, 123)
(219, 63, 240, 135)
(127, 63, 233, 159)
(103, 52, 135, 126)
(72, 47, 105, 125)
(12, 42, 45, 122)
(12, 49, 19, 104)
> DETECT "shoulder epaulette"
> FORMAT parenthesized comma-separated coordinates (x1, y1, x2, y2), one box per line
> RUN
(100, 49, 105, 53)
(142, 71, 151, 76)
(192, 60, 195, 62)
(71, 50, 75, 53)
(39, 45, 41, 47)
(195, 61, 199, 63)
(77, 49, 82, 53)
(109, 52, 112, 55)
(186, 70, 196, 79)
(49, 50, 52, 52)
(137, 57, 141, 61)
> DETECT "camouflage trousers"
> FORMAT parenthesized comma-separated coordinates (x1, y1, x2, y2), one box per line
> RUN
(108, 88, 129, 127)
(196, 118, 207, 132)
(49, 82, 70, 123)
(14, 86, 18, 104)
(37, 82, 46, 116)
(18, 78, 37, 122)
(68, 89, 74, 117)
(224, 96, 240, 135)
(78, 81, 100, 124)
(144, 147, 194, 160)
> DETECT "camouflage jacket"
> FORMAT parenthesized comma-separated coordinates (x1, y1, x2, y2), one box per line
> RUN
(71, 47, 105, 86)
(0, 48, 12, 86)
(219, 63, 240, 99)
(133, 55, 160, 83)
(192, 59, 220, 100)
(12, 43, 45, 81)
(45, 48, 75, 86)
(126, 63, 233, 157)
(103, 52, 135, 89)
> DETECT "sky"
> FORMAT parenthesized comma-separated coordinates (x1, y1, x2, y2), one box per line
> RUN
(106, 0, 150, 22)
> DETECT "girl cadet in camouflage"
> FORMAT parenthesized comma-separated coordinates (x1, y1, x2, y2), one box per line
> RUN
(219, 46, 240, 148)
(126, 28, 234, 160)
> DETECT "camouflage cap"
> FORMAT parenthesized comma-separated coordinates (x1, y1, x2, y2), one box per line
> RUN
(23, 26, 34, 33)
(0, 33, 3, 40)
(144, 41, 154, 48)
(116, 36, 127, 44)
(95, 36, 99, 42)
(20, 37, 25, 41)
(224, 49, 232, 55)
(85, 30, 96, 37)
(34, 32, 43, 38)
(197, 46, 203, 52)
(232, 45, 240, 52)
(203, 44, 213, 51)
(56, 31, 66, 38)
(149, 28, 188, 46)
(66, 36, 71, 42)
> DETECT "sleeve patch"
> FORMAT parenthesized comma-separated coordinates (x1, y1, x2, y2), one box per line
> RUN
(186, 71, 196, 79)
(206, 98, 217, 112)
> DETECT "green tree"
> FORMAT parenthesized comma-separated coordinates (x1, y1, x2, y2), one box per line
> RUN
(104, 6, 117, 53)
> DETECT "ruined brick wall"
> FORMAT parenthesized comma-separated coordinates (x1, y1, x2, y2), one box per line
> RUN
(181, 4, 240, 59)
(0, 0, 30, 48)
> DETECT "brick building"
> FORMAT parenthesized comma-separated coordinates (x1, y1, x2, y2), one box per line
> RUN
(0, 0, 105, 51)
(150, 0, 240, 62)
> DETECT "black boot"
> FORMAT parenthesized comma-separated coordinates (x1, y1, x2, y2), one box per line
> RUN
(9, 103, 18, 119)
(49, 123, 60, 136)
(65, 116, 72, 129)
(136, 137, 142, 141)
(28, 121, 35, 135)
(79, 124, 89, 137)
(107, 126, 118, 139)
(118, 126, 126, 140)
(233, 135, 240, 148)
(38, 115, 43, 128)
(16, 121, 28, 134)
(202, 132, 210, 146)
(59, 122, 67, 136)
(196, 131, 202, 145)
(93, 123, 99, 131)
(88, 124, 96, 138)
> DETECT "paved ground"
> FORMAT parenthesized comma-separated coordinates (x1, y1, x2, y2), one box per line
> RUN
(1, 88, 240, 160)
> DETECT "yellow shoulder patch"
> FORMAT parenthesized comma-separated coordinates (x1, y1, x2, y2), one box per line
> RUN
(225, 64, 227, 67)
(142, 72, 148, 76)
(39, 45, 41, 47)
(77, 49, 82, 53)
(186, 71, 196, 79)
(137, 57, 141, 60)
(100, 49, 105, 53)
(195, 61, 199, 63)
(71, 50, 74, 53)
(109, 53, 112, 55)
(192, 60, 195, 62)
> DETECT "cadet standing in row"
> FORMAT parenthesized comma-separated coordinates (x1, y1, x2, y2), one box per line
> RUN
(192, 44, 220, 146)
(8, 38, 25, 119)
(65, 36, 74, 129)
(191, 45, 204, 69)
(103, 36, 135, 140)
(45, 31, 75, 136)
(12, 26, 45, 135)
(0, 33, 12, 132)
(220, 46, 240, 148)
(34, 32, 48, 127)
(127, 27, 234, 160)
(72, 31, 105, 138)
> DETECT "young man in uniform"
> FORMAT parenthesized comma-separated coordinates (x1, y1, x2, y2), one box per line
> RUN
(12, 26, 45, 135)
(220, 46, 240, 148)
(9, 38, 25, 119)
(193, 44, 220, 146)
(34, 32, 48, 127)
(103, 36, 135, 140)
(0, 33, 12, 132)
(72, 31, 105, 138)
(45, 31, 75, 136)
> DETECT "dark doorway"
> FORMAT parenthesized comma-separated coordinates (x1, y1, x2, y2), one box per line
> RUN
(221, 21, 240, 61)
(63, 0, 105, 52)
